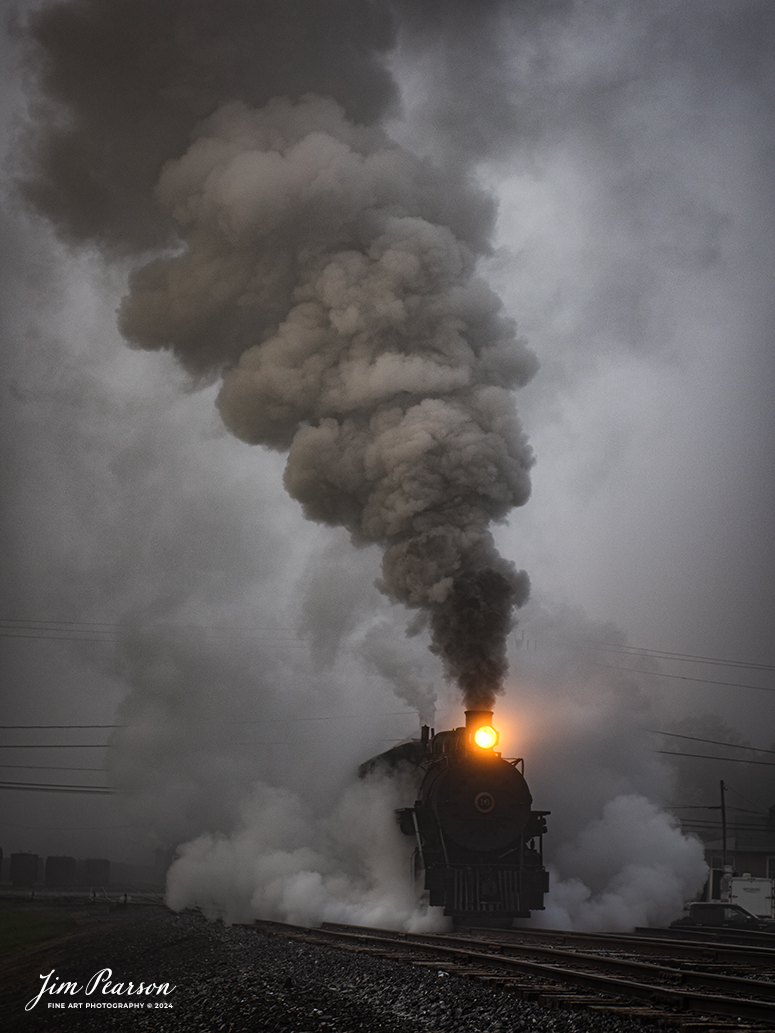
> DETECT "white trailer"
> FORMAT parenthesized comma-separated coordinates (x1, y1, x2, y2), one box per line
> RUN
(728, 875, 774, 918)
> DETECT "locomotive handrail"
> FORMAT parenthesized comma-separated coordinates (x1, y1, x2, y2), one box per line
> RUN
(505, 757, 524, 773)
(410, 808, 426, 872)
(438, 825, 451, 866)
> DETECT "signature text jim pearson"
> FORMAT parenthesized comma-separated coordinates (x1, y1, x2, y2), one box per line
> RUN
(26, 969, 176, 1011)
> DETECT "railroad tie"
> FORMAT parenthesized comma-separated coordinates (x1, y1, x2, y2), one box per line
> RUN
(674, 1025, 770, 1033)
(588, 1005, 683, 1023)
(536, 993, 617, 1012)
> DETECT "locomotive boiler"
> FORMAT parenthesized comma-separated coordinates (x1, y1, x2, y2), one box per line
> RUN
(360, 709, 549, 926)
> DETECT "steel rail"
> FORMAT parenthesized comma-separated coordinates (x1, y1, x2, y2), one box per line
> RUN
(634, 925, 775, 949)
(478, 924, 775, 967)
(322, 922, 775, 1001)
(249, 919, 775, 1026)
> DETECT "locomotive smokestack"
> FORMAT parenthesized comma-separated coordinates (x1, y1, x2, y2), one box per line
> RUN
(465, 709, 494, 731)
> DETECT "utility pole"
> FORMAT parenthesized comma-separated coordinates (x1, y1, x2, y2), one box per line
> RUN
(720, 779, 727, 869)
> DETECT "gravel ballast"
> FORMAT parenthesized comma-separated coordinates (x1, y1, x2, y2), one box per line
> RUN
(5, 904, 665, 1032)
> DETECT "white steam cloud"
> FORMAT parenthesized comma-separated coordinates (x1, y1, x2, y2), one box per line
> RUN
(166, 772, 447, 933)
(539, 796, 707, 932)
(159, 600, 708, 935)
(490, 600, 709, 932)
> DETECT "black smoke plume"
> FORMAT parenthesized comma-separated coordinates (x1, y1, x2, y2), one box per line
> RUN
(19, 0, 536, 708)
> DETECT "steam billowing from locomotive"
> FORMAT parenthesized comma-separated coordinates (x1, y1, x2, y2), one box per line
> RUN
(21, 2, 537, 708)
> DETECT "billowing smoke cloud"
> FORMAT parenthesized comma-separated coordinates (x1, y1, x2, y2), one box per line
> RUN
(121, 95, 537, 708)
(19, 0, 399, 252)
(20, 2, 537, 708)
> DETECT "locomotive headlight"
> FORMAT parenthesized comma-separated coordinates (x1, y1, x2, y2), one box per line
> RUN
(474, 725, 499, 750)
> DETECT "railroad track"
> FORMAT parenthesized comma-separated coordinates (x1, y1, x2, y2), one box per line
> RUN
(484, 924, 775, 970)
(634, 925, 775, 950)
(247, 918, 775, 1029)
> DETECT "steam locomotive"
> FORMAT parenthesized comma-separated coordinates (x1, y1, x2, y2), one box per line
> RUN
(359, 709, 549, 926)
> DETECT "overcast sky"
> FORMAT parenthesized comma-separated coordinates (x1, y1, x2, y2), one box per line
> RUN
(0, 0, 773, 894)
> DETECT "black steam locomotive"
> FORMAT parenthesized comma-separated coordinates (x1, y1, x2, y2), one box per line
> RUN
(360, 709, 549, 926)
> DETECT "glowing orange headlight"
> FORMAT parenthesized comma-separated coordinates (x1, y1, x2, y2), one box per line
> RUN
(474, 725, 499, 749)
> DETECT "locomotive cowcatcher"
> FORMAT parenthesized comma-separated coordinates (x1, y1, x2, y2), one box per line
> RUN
(360, 709, 549, 926)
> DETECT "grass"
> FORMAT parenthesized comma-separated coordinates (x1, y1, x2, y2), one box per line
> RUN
(0, 903, 76, 955)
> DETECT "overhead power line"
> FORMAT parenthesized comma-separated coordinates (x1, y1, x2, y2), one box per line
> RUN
(678, 818, 771, 829)
(0, 617, 307, 647)
(670, 804, 722, 810)
(678, 820, 772, 832)
(655, 750, 775, 767)
(0, 617, 300, 632)
(0, 764, 107, 772)
(0, 618, 123, 627)
(0, 632, 115, 643)
(587, 640, 775, 673)
(0, 744, 113, 749)
(536, 632, 775, 672)
(671, 804, 767, 815)
(0, 740, 369, 749)
(726, 784, 768, 810)
(0, 781, 115, 794)
(0, 724, 121, 730)
(648, 730, 775, 755)
(3, 821, 140, 831)
(6, 617, 775, 676)
(602, 663, 775, 694)
(0, 712, 415, 732)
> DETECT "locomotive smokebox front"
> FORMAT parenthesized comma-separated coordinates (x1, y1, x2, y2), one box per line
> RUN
(418, 709, 534, 852)
(369, 704, 549, 921)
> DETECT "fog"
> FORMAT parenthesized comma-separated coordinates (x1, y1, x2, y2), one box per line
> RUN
(1, 1, 773, 931)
